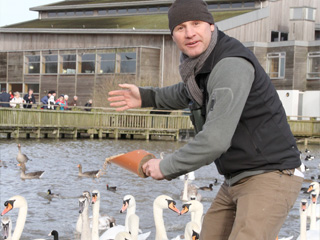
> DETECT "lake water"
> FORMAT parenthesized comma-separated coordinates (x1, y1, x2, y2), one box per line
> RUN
(0, 138, 319, 240)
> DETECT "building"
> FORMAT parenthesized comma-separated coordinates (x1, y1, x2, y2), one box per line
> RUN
(0, 0, 319, 109)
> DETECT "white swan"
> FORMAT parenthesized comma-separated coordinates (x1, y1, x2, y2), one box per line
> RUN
(115, 231, 133, 240)
(180, 175, 201, 202)
(76, 191, 91, 235)
(184, 222, 200, 240)
(1, 195, 27, 240)
(307, 182, 320, 218)
(180, 200, 203, 231)
(296, 199, 319, 240)
(1, 216, 12, 240)
(79, 195, 92, 240)
(153, 195, 180, 240)
(309, 190, 320, 231)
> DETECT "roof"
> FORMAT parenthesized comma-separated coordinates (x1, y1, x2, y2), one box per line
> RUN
(3, 10, 252, 29)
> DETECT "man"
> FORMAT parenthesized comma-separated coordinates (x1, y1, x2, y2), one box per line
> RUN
(108, 0, 303, 239)
(0, 90, 11, 107)
(23, 89, 36, 108)
(71, 95, 78, 107)
(40, 91, 52, 109)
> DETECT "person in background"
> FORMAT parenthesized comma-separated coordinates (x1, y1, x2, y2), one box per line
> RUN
(23, 89, 36, 108)
(10, 92, 25, 108)
(71, 95, 78, 107)
(84, 99, 92, 111)
(0, 90, 11, 107)
(64, 94, 69, 110)
(8, 91, 14, 100)
(48, 91, 56, 110)
(40, 91, 52, 109)
(108, 0, 303, 239)
(55, 95, 66, 110)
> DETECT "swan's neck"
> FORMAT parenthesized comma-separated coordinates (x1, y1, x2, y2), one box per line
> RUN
(182, 179, 188, 201)
(128, 214, 139, 240)
(81, 205, 91, 240)
(310, 202, 317, 230)
(92, 199, 100, 240)
(192, 207, 203, 230)
(154, 206, 167, 240)
(12, 204, 27, 240)
(125, 205, 136, 232)
(300, 210, 307, 240)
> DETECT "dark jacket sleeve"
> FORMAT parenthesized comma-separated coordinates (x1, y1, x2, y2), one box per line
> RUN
(159, 57, 255, 180)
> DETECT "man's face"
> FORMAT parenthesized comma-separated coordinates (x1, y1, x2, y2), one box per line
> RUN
(172, 21, 214, 58)
(29, 90, 33, 95)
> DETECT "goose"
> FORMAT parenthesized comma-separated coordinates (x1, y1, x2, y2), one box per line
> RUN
(1, 195, 28, 240)
(77, 164, 101, 178)
(18, 162, 45, 179)
(78, 195, 92, 240)
(296, 199, 319, 240)
(153, 195, 180, 240)
(180, 200, 203, 231)
(180, 175, 201, 202)
(91, 190, 116, 240)
(48, 230, 59, 240)
(307, 182, 320, 218)
(119, 195, 151, 240)
(16, 144, 29, 164)
(106, 184, 117, 192)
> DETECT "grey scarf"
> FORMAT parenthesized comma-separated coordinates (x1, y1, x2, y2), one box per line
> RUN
(179, 26, 218, 106)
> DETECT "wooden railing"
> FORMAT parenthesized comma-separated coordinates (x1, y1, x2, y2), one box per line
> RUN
(287, 116, 320, 137)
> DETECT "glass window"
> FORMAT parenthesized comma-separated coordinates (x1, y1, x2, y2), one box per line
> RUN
(149, 7, 158, 12)
(66, 11, 75, 16)
(44, 55, 58, 74)
(109, 9, 117, 14)
(232, 3, 242, 8)
(61, 54, 76, 74)
(159, 7, 168, 12)
(244, 2, 255, 7)
(118, 9, 127, 14)
(48, 12, 57, 17)
(120, 52, 136, 73)
(128, 8, 137, 13)
(98, 10, 107, 15)
(306, 8, 315, 21)
(271, 31, 288, 42)
(98, 53, 115, 74)
(290, 7, 315, 20)
(26, 55, 40, 74)
(57, 12, 65, 17)
(138, 8, 147, 13)
(80, 54, 95, 74)
(26, 84, 39, 93)
(76, 11, 84, 16)
(85, 11, 94, 16)
(307, 52, 320, 79)
(0, 83, 6, 92)
(267, 52, 286, 79)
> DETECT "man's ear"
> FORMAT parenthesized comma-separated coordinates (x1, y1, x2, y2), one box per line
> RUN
(210, 24, 215, 32)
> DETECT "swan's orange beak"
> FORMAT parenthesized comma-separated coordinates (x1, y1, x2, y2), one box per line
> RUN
(168, 201, 180, 214)
(307, 185, 313, 192)
(92, 195, 97, 204)
(120, 202, 128, 213)
(180, 205, 190, 215)
(1, 203, 13, 216)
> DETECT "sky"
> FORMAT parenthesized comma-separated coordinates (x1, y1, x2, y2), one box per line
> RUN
(0, 0, 59, 27)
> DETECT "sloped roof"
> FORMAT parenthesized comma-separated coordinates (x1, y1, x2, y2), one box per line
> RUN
(4, 10, 252, 29)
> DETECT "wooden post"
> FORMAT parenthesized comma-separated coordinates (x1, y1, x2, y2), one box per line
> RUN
(73, 129, 78, 139)
(36, 128, 41, 139)
(98, 129, 103, 139)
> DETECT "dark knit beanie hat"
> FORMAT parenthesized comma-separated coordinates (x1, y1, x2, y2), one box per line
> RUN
(168, 0, 214, 34)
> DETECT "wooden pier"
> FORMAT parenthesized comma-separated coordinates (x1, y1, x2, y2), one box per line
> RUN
(0, 108, 319, 142)
(0, 108, 193, 140)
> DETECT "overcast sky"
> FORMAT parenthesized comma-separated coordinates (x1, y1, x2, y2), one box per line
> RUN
(0, 0, 59, 27)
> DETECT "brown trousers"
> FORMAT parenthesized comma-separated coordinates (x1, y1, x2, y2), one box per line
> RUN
(200, 170, 303, 240)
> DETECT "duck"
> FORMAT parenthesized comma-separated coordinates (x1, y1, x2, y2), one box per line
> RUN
(1, 195, 28, 240)
(91, 190, 116, 240)
(153, 195, 180, 240)
(77, 164, 101, 178)
(16, 144, 29, 164)
(300, 163, 309, 172)
(296, 199, 319, 240)
(180, 175, 201, 202)
(199, 184, 213, 191)
(78, 195, 91, 240)
(48, 230, 59, 240)
(304, 155, 315, 161)
(47, 189, 60, 198)
(180, 200, 203, 231)
(18, 162, 45, 179)
(106, 184, 117, 192)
